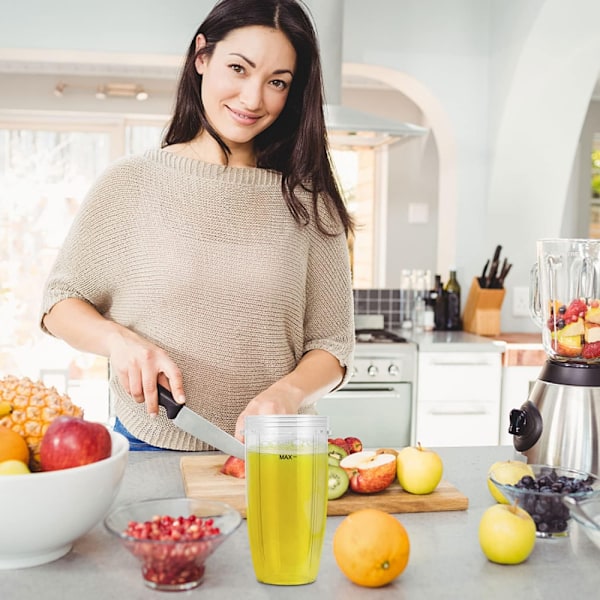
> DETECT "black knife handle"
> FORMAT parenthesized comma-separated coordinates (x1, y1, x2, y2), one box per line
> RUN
(157, 384, 184, 419)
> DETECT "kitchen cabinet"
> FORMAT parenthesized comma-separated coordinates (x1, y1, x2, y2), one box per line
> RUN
(498, 340, 546, 445)
(415, 351, 502, 446)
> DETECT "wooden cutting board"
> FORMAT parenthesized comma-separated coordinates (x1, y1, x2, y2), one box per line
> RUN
(180, 455, 469, 517)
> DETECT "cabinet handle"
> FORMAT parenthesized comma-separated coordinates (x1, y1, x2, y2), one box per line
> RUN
(428, 361, 492, 367)
(428, 408, 489, 416)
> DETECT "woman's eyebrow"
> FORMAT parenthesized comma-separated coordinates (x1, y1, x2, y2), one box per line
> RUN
(229, 52, 293, 76)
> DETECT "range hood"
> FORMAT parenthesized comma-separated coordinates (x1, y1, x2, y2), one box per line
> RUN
(307, 0, 427, 147)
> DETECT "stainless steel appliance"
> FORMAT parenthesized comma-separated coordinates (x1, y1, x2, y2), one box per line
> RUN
(509, 239, 600, 474)
(316, 329, 417, 449)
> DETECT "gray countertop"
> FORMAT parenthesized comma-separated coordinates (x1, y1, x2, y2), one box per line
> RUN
(3, 446, 599, 599)
(405, 330, 507, 353)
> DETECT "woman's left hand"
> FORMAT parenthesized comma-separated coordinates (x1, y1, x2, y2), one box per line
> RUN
(234, 382, 302, 441)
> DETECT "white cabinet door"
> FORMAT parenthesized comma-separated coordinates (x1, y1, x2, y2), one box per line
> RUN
(416, 352, 502, 446)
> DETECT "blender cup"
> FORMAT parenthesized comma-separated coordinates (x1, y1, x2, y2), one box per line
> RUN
(244, 414, 329, 585)
(531, 239, 600, 363)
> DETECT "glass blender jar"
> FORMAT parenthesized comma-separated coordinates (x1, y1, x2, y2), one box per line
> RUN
(509, 239, 600, 474)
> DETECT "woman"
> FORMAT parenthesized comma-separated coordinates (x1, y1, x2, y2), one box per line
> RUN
(40, 0, 355, 450)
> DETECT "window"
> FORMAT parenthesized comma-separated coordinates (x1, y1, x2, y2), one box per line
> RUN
(0, 115, 166, 423)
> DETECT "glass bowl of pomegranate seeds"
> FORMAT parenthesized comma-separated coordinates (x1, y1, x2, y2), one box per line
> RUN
(104, 497, 241, 591)
(489, 464, 600, 538)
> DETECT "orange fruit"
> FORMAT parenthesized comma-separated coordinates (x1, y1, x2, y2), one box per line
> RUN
(332, 508, 410, 587)
(0, 426, 30, 465)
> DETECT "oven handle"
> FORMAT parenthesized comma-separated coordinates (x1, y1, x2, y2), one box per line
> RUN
(330, 385, 407, 395)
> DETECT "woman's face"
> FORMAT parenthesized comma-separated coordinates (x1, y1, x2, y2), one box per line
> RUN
(195, 26, 297, 151)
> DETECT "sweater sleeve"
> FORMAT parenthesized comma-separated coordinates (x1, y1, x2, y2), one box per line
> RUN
(303, 211, 355, 388)
(39, 157, 139, 333)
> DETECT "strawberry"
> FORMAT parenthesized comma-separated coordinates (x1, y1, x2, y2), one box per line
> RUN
(563, 299, 587, 323)
(582, 342, 600, 359)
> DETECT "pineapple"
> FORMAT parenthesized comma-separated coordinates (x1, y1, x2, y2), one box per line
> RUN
(0, 375, 83, 469)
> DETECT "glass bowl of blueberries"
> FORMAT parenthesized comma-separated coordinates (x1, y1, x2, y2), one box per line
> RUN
(489, 464, 600, 538)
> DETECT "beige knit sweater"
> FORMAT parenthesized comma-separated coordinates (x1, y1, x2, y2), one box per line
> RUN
(41, 149, 355, 450)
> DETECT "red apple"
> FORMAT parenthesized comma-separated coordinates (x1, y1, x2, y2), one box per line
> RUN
(220, 455, 245, 478)
(344, 436, 363, 454)
(339, 450, 397, 493)
(39, 416, 112, 471)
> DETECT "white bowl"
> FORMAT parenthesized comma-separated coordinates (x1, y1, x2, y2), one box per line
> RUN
(0, 428, 128, 569)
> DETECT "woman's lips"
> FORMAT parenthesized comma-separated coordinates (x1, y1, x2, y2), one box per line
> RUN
(227, 106, 261, 125)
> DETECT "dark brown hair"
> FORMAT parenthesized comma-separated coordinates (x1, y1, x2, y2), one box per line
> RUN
(162, 0, 353, 236)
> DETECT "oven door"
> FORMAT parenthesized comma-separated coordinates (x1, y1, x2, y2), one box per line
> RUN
(317, 383, 412, 449)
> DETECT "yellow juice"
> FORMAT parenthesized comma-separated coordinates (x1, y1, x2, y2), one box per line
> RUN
(246, 448, 328, 585)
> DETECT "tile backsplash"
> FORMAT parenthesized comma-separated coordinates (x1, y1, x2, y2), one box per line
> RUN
(353, 289, 404, 329)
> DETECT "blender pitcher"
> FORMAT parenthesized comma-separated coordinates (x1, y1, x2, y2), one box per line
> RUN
(245, 415, 329, 585)
(531, 238, 600, 363)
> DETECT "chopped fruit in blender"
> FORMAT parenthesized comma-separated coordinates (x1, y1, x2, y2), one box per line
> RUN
(582, 342, 600, 359)
(551, 336, 583, 357)
(563, 298, 587, 322)
(557, 318, 584, 337)
(585, 323, 600, 343)
(586, 305, 600, 324)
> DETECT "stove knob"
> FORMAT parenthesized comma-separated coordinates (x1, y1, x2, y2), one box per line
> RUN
(367, 365, 379, 377)
(388, 364, 399, 377)
(350, 366, 358, 378)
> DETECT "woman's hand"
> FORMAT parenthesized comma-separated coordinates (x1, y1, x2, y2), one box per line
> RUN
(233, 349, 345, 440)
(107, 328, 186, 415)
(234, 381, 302, 440)
(43, 298, 185, 416)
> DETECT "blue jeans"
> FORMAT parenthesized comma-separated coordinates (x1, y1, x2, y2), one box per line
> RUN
(113, 417, 164, 451)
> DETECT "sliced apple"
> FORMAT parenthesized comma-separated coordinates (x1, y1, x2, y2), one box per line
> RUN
(586, 305, 600, 325)
(558, 318, 584, 337)
(339, 450, 397, 494)
(585, 322, 600, 343)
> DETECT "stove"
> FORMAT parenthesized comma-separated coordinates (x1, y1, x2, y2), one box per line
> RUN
(316, 326, 417, 447)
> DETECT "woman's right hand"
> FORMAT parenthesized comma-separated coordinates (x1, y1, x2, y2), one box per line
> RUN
(43, 298, 185, 416)
(107, 328, 186, 415)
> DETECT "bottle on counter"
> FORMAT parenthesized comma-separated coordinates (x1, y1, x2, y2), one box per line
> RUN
(444, 269, 462, 330)
(432, 274, 446, 330)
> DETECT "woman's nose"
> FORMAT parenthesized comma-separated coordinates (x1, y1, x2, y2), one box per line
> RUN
(239, 80, 263, 111)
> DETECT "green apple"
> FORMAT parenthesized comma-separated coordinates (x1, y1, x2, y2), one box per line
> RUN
(478, 504, 536, 564)
(396, 443, 443, 495)
(0, 459, 30, 475)
(487, 460, 534, 504)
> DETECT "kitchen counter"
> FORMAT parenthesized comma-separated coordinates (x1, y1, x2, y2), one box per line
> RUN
(3, 447, 599, 599)
(407, 330, 507, 352)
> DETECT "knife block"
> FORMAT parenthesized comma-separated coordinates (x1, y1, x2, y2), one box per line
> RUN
(462, 278, 506, 336)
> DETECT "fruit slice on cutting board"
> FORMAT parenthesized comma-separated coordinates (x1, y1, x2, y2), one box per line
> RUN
(328, 464, 350, 500)
(328, 442, 348, 466)
(339, 450, 397, 493)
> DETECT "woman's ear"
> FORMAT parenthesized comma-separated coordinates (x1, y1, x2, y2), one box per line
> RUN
(194, 34, 208, 75)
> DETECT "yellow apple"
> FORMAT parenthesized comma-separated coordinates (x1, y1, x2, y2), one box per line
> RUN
(396, 443, 443, 495)
(0, 459, 30, 475)
(487, 460, 534, 504)
(478, 504, 536, 564)
(339, 450, 397, 493)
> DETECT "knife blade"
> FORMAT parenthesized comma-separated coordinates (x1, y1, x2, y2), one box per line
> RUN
(157, 384, 245, 459)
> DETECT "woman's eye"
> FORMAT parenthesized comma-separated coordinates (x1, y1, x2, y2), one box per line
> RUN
(229, 64, 245, 74)
(271, 79, 289, 91)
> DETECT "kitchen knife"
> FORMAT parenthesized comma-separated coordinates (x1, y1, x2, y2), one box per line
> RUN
(157, 384, 245, 459)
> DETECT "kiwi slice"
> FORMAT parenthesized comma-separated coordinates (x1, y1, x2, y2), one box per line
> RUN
(328, 442, 348, 466)
(328, 464, 350, 500)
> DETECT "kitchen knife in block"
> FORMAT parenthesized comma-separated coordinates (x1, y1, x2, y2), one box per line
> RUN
(157, 384, 245, 459)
